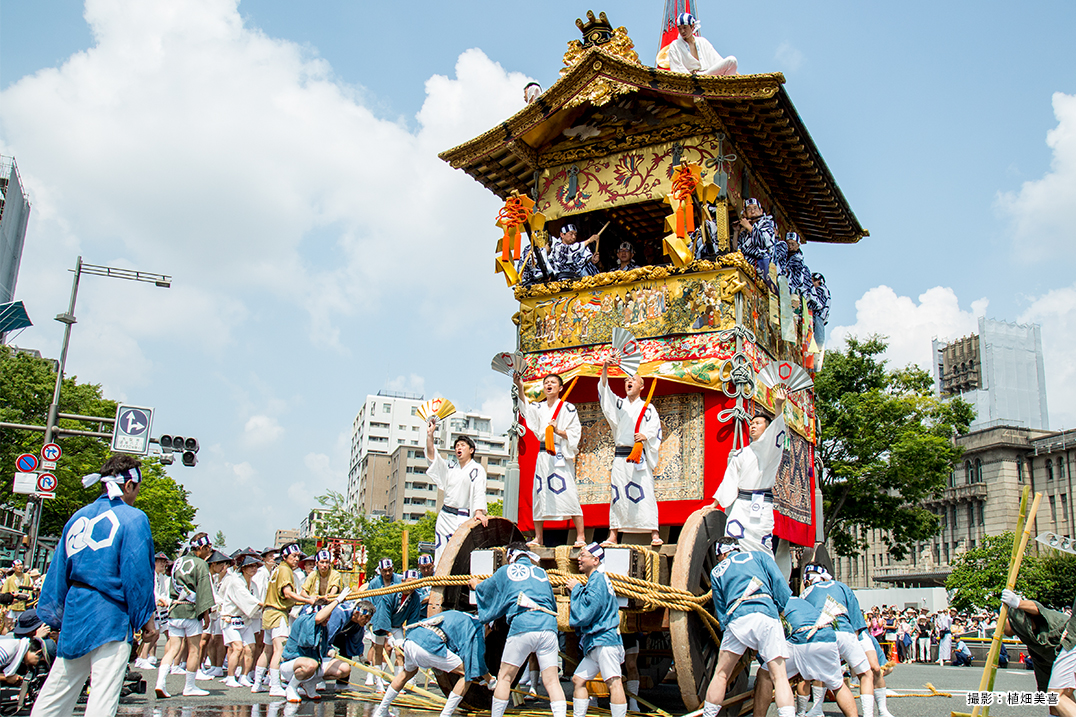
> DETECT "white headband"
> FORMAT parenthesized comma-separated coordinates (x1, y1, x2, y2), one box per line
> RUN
(82, 466, 141, 500)
(508, 548, 540, 564)
(716, 541, 741, 556)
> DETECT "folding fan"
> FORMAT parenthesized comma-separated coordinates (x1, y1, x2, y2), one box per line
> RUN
(806, 595, 849, 639)
(491, 351, 525, 377)
(612, 327, 642, 377)
(516, 591, 558, 617)
(756, 360, 814, 393)
(416, 397, 456, 424)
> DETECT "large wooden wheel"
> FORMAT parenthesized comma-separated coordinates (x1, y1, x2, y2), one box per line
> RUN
(427, 517, 526, 708)
(670, 506, 748, 713)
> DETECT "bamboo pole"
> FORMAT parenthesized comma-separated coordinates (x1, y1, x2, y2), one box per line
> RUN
(956, 487, 1041, 717)
(335, 655, 447, 703)
(559, 651, 672, 717)
(403, 529, 410, 571)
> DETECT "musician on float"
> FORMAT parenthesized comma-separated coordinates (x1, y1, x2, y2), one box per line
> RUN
(514, 371, 586, 548)
(550, 224, 601, 280)
(600, 359, 662, 547)
(711, 387, 791, 577)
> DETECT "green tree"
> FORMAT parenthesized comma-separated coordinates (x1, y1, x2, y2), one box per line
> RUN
(213, 530, 227, 551)
(1, 347, 197, 550)
(944, 532, 1045, 611)
(815, 336, 975, 559)
(313, 490, 436, 574)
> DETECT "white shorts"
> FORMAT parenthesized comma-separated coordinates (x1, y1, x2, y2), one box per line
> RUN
(762, 640, 844, 691)
(222, 617, 255, 645)
(269, 622, 291, 641)
(250, 616, 263, 634)
(721, 613, 789, 664)
(280, 658, 321, 683)
(835, 631, 870, 676)
(168, 617, 203, 638)
(210, 616, 222, 636)
(402, 641, 463, 674)
(502, 631, 559, 670)
(859, 631, 877, 656)
(574, 645, 625, 681)
(372, 628, 404, 647)
(1049, 646, 1076, 690)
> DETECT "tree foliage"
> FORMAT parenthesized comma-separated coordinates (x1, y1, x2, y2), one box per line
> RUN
(0, 346, 197, 550)
(314, 490, 436, 575)
(815, 336, 975, 559)
(945, 532, 1076, 612)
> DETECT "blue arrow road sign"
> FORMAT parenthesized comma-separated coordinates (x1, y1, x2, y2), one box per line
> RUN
(111, 404, 154, 455)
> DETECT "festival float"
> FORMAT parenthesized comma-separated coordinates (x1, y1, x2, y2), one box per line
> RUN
(423, 5, 866, 712)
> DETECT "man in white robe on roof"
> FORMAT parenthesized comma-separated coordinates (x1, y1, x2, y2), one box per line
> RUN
(667, 13, 738, 77)
(711, 387, 792, 577)
(599, 359, 662, 547)
(426, 420, 489, 565)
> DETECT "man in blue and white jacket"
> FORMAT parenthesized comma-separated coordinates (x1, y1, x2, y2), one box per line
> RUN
(472, 542, 568, 717)
(567, 543, 625, 717)
(701, 538, 793, 717)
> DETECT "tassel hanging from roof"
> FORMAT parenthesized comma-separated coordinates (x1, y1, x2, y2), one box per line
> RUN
(663, 163, 719, 267)
(494, 192, 546, 287)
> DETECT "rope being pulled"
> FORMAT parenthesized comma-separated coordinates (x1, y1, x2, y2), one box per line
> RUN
(353, 569, 722, 646)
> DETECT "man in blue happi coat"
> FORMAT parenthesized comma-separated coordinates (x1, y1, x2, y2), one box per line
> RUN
(772, 232, 812, 296)
(753, 596, 859, 717)
(471, 542, 568, 717)
(31, 454, 156, 717)
(278, 589, 375, 703)
(370, 570, 425, 678)
(566, 542, 626, 717)
(735, 198, 777, 290)
(800, 563, 878, 717)
(373, 610, 488, 717)
(702, 538, 793, 717)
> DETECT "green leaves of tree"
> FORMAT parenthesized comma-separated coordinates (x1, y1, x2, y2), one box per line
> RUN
(815, 336, 974, 560)
(945, 532, 1076, 611)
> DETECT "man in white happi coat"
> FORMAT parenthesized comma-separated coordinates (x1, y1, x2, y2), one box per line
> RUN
(600, 359, 662, 546)
(667, 13, 738, 76)
(514, 372, 586, 547)
(711, 387, 791, 578)
(426, 420, 489, 565)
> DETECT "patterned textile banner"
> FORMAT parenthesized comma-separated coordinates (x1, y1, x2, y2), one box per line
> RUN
(519, 268, 748, 353)
(572, 393, 706, 505)
(775, 430, 813, 526)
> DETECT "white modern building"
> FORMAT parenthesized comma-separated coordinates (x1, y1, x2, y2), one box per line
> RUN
(932, 317, 1049, 430)
(346, 390, 427, 511)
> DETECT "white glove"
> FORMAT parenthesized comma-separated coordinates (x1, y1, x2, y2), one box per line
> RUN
(1001, 588, 1022, 610)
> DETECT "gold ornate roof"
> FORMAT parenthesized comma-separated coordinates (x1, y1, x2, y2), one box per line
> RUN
(439, 46, 867, 244)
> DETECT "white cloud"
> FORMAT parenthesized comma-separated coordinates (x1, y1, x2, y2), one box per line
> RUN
(243, 414, 283, 446)
(229, 461, 256, 485)
(384, 374, 427, 397)
(774, 42, 804, 72)
(996, 92, 1076, 262)
(1018, 283, 1076, 429)
(829, 285, 988, 370)
(303, 451, 345, 492)
(479, 389, 514, 436)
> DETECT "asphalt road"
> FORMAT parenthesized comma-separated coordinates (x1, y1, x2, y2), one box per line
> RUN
(107, 660, 1048, 717)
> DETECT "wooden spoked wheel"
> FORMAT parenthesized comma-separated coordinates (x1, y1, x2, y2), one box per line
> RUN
(427, 516, 526, 708)
(670, 506, 748, 713)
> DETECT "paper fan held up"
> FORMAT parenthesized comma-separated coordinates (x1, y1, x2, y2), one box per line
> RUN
(416, 397, 456, 424)
(490, 351, 525, 378)
(756, 360, 814, 393)
(612, 327, 643, 377)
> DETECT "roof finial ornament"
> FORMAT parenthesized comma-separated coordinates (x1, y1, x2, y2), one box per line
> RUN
(575, 10, 614, 48)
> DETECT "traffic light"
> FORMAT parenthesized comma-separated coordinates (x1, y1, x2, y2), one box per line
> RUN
(158, 434, 199, 467)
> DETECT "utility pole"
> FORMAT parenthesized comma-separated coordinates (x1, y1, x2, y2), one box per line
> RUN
(25, 257, 171, 566)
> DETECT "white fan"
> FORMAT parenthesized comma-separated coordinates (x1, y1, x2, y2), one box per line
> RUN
(491, 351, 525, 377)
(756, 360, 813, 393)
(516, 591, 558, 617)
(612, 327, 642, 377)
(807, 595, 848, 638)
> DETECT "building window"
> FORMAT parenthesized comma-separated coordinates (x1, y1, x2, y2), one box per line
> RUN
(1017, 459, 1024, 483)
(411, 407, 419, 416)
(383, 404, 391, 413)
(1062, 494, 1069, 525)
(1050, 495, 1057, 524)
(1059, 459, 1066, 480)
(967, 505, 974, 537)
(1047, 459, 1054, 481)
(965, 460, 972, 485)
(951, 505, 958, 532)
(978, 502, 985, 526)
(975, 458, 983, 483)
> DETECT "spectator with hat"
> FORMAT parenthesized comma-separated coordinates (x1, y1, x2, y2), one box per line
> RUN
(1, 560, 34, 632)
(2, 609, 52, 686)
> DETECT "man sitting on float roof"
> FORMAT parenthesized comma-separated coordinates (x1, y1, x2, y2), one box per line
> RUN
(667, 13, 738, 76)
(550, 224, 601, 281)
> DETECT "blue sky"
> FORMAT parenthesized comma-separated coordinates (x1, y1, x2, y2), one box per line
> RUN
(2, 0, 1074, 548)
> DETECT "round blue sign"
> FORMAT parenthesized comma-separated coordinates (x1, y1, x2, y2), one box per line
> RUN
(119, 408, 149, 436)
(16, 454, 38, 472)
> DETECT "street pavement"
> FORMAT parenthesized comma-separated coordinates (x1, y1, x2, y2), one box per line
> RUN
(107, 659, 1046, 716)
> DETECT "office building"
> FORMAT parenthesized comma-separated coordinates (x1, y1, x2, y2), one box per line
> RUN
(274, 528, 299, 547)
(346, 390, 427, 510)
(932, 317, 1049, 430)
(299, 509, 329, 540)
(0, 157, 30, 306)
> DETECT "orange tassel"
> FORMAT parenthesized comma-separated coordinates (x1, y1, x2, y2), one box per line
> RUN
(626, 441, 644, 463)
(544, 424, 556, 454)
(543, 375, 579, 455)
(626, 377, 659, 464)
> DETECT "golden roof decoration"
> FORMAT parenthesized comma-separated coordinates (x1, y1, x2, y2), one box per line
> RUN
(561, 11, 640, 108)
